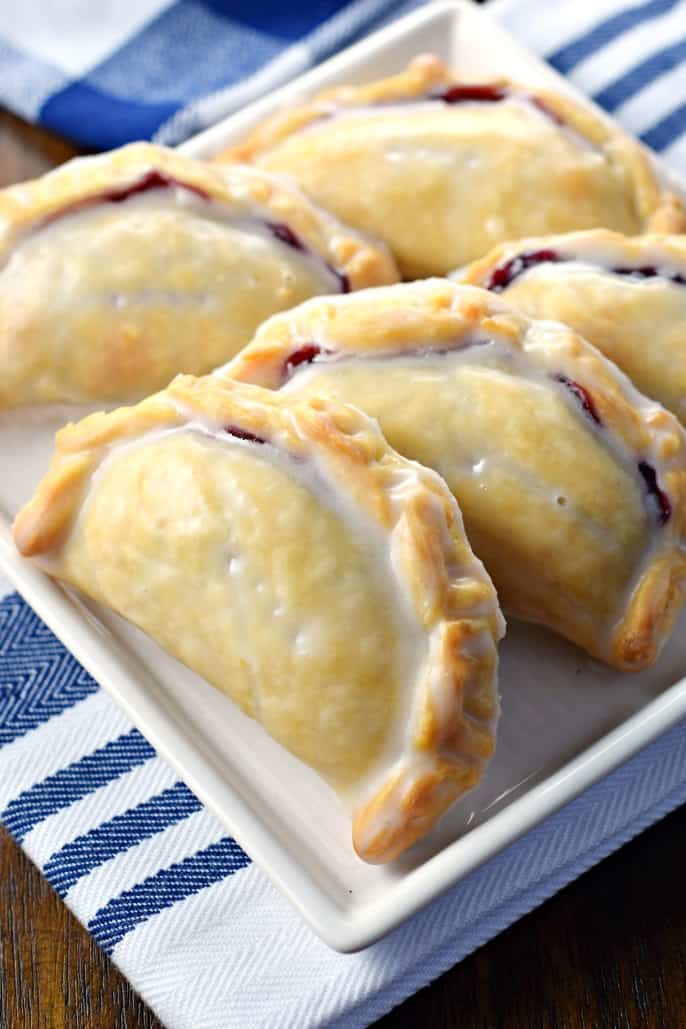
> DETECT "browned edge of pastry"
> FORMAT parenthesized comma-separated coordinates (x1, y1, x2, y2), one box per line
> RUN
(214, 54, 686, 235)
(13, 374, 503, 863)
(0, 141, 399, 290)
(223, 281, 686, 671)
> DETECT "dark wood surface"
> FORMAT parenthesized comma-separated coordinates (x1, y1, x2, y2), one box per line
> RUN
(1, 112, 685, 1029)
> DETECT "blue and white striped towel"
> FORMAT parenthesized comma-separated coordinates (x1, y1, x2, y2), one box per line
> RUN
(2, 1, 686, 1026)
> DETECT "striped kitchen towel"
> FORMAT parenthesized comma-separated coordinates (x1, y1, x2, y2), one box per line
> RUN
(0, 0, 410, 149)
(0, 0, 685, 153)
(2, 1, 686, 1027)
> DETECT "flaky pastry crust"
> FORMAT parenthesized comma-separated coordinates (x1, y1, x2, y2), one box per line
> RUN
(14, 376, 503, 863)
(224, 280, 686, 670)
(0, 142, 397, 407)
(217, 55, 685, 277)
(455, 229, 686, 425)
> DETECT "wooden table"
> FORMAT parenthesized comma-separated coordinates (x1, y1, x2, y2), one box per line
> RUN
(1, 111, 685, 1029)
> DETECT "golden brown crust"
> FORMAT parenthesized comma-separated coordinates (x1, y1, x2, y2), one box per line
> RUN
(223, 280, 686, 671)
(0, 141, 398, 290)
(454, 228, 686, 430)
(217, 55, 685, 236)
(222, 54, 451, 163)
(13, 373, 503, 863)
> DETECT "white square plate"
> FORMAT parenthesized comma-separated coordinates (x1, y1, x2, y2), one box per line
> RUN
(3, 0, 686, 953)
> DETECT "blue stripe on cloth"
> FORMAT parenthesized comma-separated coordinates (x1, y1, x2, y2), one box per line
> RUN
(153, 0, 414, 144)
(0, 39, 69, 121)
(89, 836, 251, 955)
(641, 98, 686, 148)
(594, 35, 686, 110)
(306, 0, 408, 63)
(40, 83, 179, 150)
(87, 1, 284, 104)
(44, 782, 203, 898)
(1, 729, 156, 843)
(549, 0, 681, 74)
(0, 594, 98, 750)
(200, 0, 354, 41)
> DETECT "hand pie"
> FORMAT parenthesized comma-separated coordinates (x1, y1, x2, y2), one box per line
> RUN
(0, 142, 397, 408)
(13, 376, 503, 863)
(456, 230, 686, 427)
(225, 281, 686, 670)
(219, 55, 685, 278)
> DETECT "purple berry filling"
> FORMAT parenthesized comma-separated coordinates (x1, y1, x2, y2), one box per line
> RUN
(436, 84, 508, 104)
(266, 222, 349, 294)
(42, 179, 350, 293)
(554, 374, 602, 426)
(552, 379, 671, 524)
(486, 249, 686, 293)
(278, 339, 673, 527)
(282, 343, 333, 382)
(612, 265, 686, 287)
(486, 249, 562, 292)
(267, 221, 305, 252)
(40, 170, 212, 230)
(434, 85, 566, 130)
(101, 170, 211, 205)
(638, 461, 671, 525)
(225, 424, 266, 444)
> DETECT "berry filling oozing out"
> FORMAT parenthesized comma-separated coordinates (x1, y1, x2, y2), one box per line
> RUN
(225, 424, 266, 445)
(554, 375, 603, 426)
(100, 170, 211, 204)
(485, 249, 686, 293)
(282, 343, 334, 382)
(433, 85, 565, 127)
(42, 171, 211, 228)
(639, 461, 672, 525)
(266, 222, 350, 294)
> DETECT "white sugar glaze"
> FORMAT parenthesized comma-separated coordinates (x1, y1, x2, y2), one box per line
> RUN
(1, 184, 344, 293)
(270, 303, 686, 665)
(291, 93, 598, 155)
(31, 398, 501, 824)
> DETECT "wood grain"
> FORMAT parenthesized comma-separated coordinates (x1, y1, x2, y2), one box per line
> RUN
(0, 109, 81, 187)
(0, 110, 685, 1029)
(0, 826, 161, 1029)
(375, 803, 686, 1029)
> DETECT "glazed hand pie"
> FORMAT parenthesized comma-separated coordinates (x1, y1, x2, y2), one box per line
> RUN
(13, 376, 504, 863)
(0, 142, 397, 408)
(456, 230, 686, 427)
(224, 281, 686, 670)
(219, 55, 685, 278)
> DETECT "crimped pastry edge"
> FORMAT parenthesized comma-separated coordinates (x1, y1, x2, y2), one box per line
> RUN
(216, 54, 686, 236)
(13, 374, 504, 864)
(0, 141, 398, 290)
(223, 279, 686, 670)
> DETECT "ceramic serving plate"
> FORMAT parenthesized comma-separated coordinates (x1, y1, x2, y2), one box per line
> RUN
(3, 0, 686, 952)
